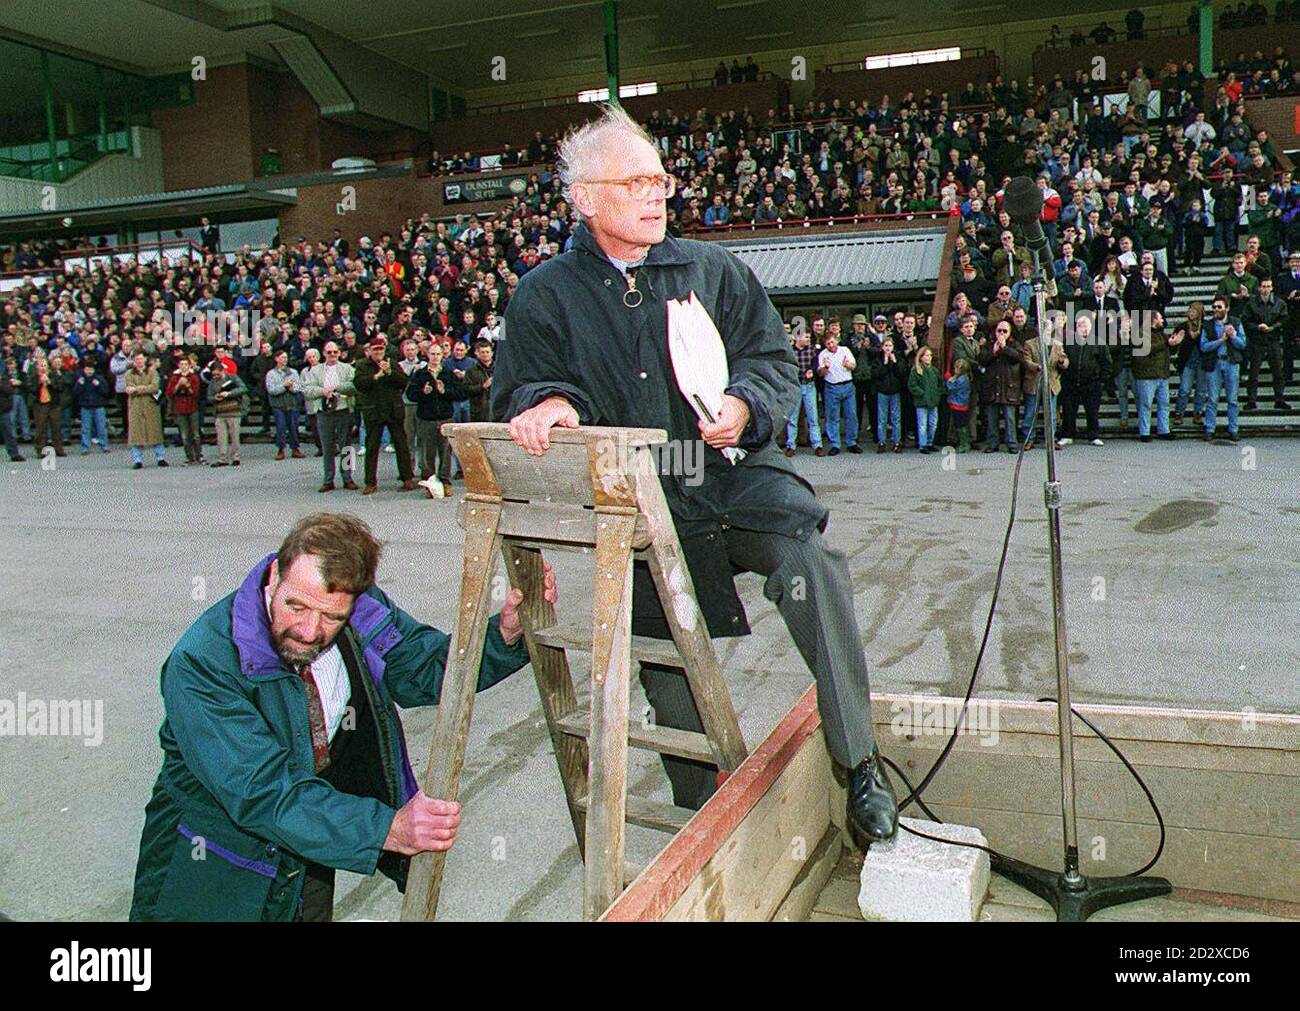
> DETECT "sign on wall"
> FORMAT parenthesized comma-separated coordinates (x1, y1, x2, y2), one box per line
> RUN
(442, 173, 530, 204)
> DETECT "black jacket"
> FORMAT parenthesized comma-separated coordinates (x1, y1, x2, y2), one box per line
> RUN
(493, 222, 822, 639)
(405, 364, 464, 422)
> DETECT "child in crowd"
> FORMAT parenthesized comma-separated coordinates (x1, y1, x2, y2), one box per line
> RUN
(945, 358, 973, 453)
(907, 345, 943, 454)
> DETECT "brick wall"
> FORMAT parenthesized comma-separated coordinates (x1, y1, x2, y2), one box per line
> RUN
(277, 171, 433, 246)
(154, 63, 425, 192)
(152, 63, 257, 191)
(1242, 95, 1299, 173)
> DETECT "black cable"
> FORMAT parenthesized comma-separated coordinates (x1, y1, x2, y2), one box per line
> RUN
(1035, 696, 1168, 877)
(880, 397, 1166, 878)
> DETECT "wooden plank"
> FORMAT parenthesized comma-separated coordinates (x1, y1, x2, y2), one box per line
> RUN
(661, 726, 831, 921)
(457, 499, 653, 548)
(443, 426, 500, 498)
(484, 438, 597, 506)
(554, 708, 716, 763)
(529, 621, 685, 667)
(924, 802, 1299, 902)
(886, 748, 1297, 838)
(604, 685, 823, 922)
(400, 503, 502, 922)
(871, 692, 1300, 752)
(443, 422, 668, 448)
(881, 722, 1296, 778)
(583, 510, 637, 919)
(575, 793, 696, 834)
(633, 452, 747, 771)
(500, 542, 589, 858)
(586, 433, 640, 508)
(772, 829, 844, 922)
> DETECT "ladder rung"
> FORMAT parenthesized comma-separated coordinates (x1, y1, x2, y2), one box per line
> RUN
(576, 793, 696, 834)
(530, 622, 685, 667)
(458, 498, 653, 549)
(554, 708, 716, 763)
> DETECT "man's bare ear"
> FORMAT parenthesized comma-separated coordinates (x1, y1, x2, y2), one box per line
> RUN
(571, 183, 598, 221)
(268, 558, 280, 589)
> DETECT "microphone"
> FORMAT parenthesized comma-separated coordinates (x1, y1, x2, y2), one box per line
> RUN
(1003, 176, 1057, 296)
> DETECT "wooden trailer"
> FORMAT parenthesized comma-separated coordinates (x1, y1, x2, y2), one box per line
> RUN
(602, 686, 1300, 922)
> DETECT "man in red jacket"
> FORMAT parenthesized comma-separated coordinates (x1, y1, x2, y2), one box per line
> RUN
(1037, 173, 1062, 250)
(165, 355, 206, 464)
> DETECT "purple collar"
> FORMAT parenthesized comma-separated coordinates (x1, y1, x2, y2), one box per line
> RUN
(231, 553, 394, 680)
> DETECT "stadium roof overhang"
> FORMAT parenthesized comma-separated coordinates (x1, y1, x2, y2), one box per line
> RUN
(718, 227, 947, 298)
(0, 183, 298, 236)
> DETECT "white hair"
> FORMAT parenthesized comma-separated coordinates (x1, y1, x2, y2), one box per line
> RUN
(557, 103, 656, 222)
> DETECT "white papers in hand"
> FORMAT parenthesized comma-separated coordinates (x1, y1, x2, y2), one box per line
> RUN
(666, 291, 745, 464)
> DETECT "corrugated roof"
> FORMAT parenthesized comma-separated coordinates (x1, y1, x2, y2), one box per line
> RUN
(720, 228, 946, 296)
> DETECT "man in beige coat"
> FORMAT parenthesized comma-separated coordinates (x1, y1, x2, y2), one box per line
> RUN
(301, 341, 360, 492)
(125, 351, 169, 469)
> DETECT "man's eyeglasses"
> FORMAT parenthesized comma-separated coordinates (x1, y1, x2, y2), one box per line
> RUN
(583, 173, 676, 200)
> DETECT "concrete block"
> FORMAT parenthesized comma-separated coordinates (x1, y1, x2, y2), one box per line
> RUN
(858, 818, 990, 922)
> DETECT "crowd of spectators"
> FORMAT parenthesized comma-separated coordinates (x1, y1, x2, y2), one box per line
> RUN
(2, 45, 1297, 478)
(1047, 4, 1300, 49)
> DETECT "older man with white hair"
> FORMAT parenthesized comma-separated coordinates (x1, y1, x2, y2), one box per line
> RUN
(492, 104, 898, 846)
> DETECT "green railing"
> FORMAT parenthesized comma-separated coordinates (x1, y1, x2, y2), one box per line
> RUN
(0, 131, 131, 183)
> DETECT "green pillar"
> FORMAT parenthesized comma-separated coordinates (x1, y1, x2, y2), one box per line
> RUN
(603, 0, 620, 105)
(96, 65, 109, 151)
(39, 49, 58, 181)
(1198, 0, 1214, 78)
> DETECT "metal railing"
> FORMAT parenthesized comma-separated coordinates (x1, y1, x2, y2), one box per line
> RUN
(683, 209, 949, 234)
(0, 132, 132, 183)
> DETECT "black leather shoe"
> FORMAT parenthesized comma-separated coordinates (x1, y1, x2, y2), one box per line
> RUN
(847, 749, 898, 847)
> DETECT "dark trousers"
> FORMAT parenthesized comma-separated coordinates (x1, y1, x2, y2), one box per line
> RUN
(1061, 382, 1103, 440)
(273, 407, 301, 450)
(32, 402, 63, 455)
(983, 402, 1017, 448)
(295, 864, 335, 922)
(319, 409, 354, 484)
(362, 410, 412, 485)
(639, 527, 876, 810)
(416, 417, 453, 483)
(0, 410, 19, 459)
(853, 380, 873, 437)
(176, 411, 201, 461)
(1246, 336, 1285, 404)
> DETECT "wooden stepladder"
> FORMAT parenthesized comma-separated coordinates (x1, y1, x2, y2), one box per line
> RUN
(399, 423, 749, 921)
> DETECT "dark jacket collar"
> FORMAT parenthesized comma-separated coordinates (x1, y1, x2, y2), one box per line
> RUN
(570, 221, 693, 268)
(231, 553, 392, 679)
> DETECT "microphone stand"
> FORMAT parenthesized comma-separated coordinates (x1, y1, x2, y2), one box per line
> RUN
(987, 246, 1172, 921)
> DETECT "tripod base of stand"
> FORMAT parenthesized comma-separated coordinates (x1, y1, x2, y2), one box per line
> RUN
(991, 854, 1172, 922)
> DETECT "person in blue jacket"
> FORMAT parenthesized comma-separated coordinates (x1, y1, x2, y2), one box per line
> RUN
(1199, 295, 1248, 441)
(130, 511, 556, 921)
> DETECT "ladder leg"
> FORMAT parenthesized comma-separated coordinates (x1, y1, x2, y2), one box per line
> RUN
(638, 522, 748, 771)
(500, 541, 589, 858)
(583, 511, 637, 920)
(400, 502, 502, 922)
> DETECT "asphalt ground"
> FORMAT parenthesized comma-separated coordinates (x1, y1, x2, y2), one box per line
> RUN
(0, 433, 1295, 920)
